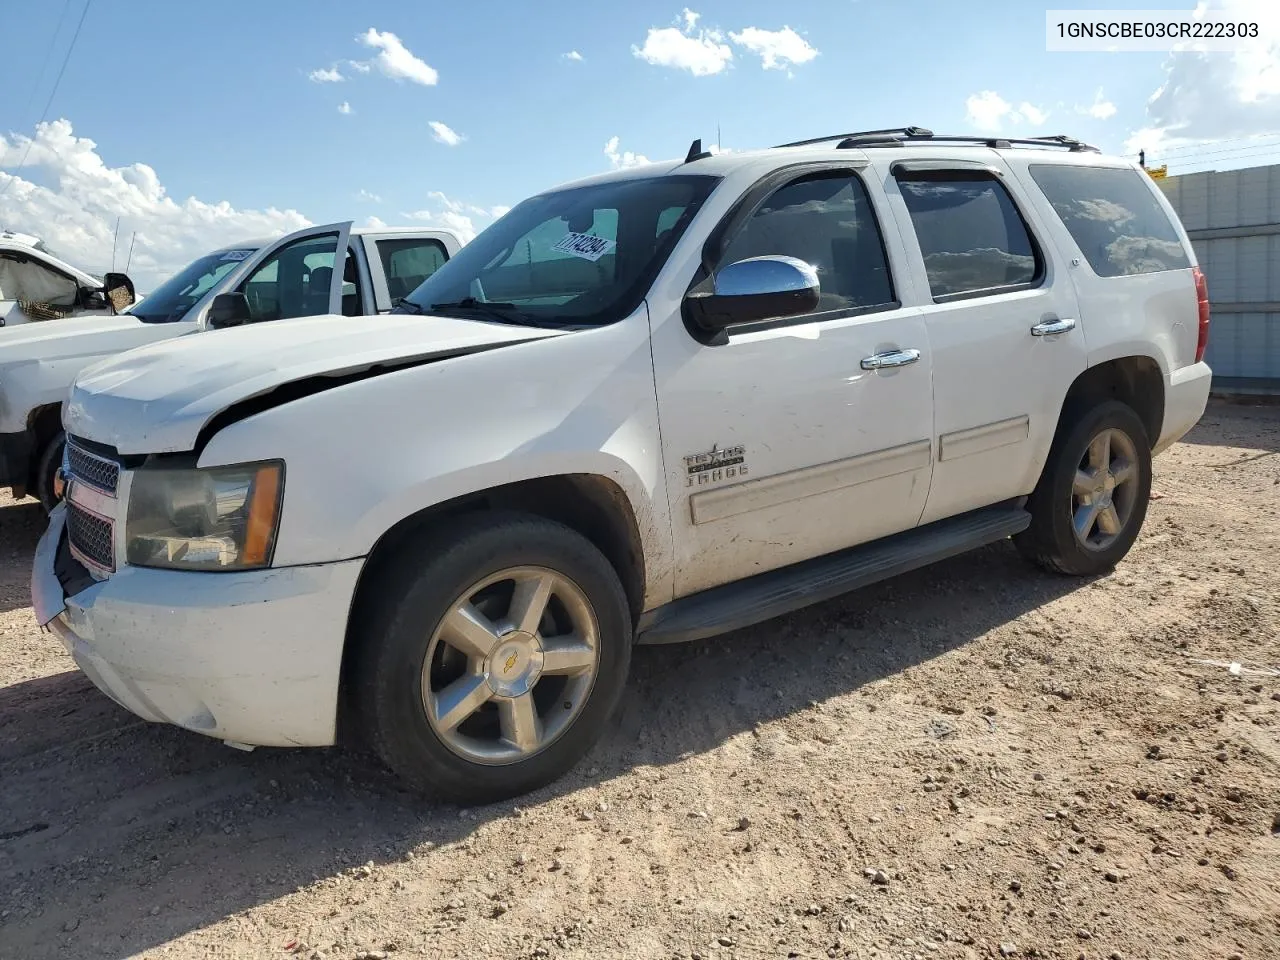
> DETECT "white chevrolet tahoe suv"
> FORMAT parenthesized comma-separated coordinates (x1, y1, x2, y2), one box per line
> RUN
(32, 128, 1213, 805)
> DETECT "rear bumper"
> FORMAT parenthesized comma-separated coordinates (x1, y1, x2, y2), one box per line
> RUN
(1154, 361, 1213, 455)
(0, 429, 33, 492)
(32, 504, 364, 747)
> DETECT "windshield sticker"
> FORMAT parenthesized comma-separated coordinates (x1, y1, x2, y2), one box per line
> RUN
(219, 249, 254, 261)
(552, 232, 615, 262)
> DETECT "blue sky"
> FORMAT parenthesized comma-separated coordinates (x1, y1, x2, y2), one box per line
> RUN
(2, 0, 1278, 286)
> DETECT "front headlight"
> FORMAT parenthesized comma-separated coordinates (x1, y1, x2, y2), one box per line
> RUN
(125, 460, 284, 571)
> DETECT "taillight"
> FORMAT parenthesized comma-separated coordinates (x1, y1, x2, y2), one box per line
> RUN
(1193, 265, 1210, 363)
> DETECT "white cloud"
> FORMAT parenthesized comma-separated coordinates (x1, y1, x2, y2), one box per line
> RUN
(404, 208, 477, 243)
(357, 28, 439, 86)
(965, 91, 1013, 131)
(364, 215, 388, 229)
(563, 50, 583, 61)
(727, 26, 818, 71)
(0, 119, 309, 290)
(1124, 0, 1280, 157)
(309, 66, 344, 83)
(358, 188, 382, 203)
(337, 101, 353, 115)
(402, 192, 506, 244)
(1019, 102, 1049, 127)
(348, 60, 371, 73)
(964, 90, 1051, 132)
(632, 10, 734, 77)
(1078, 88, 1117, 121)
(428, 121, 464, 146)
(604, 136, 651, 169)
(428, 190, 464, 212)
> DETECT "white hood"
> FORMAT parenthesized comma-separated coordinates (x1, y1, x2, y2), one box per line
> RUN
(0, 313, 180, 364)
(65, 312, 567, 454)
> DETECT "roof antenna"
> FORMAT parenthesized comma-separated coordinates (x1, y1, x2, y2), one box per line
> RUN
(716, 123, 721, 154)
(684, 138, 713, 163)
(124, 232, 136, 274)
(110, 216, 120, 271)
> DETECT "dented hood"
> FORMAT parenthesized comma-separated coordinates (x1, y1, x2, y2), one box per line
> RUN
(65, 312, 567, 454)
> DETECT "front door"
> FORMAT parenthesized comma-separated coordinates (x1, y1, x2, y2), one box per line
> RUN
(650, 166, 936, 598)
(193, 222, 353, 327)
(881, 159, 1087, 525)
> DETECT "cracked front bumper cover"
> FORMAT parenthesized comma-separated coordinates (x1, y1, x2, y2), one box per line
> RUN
(32, 506, 366, 747)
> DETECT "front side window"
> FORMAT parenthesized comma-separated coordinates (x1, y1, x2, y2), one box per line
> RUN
(1028, 164, 1191, 277)
(0, 254, 79, 307)
(898, 173, 1040, 300)
(378, 238, 448, 302)
(399, 174, 719, 327)
(718, 172, 896, 315)
(126, 247, 258, 323)
(238, 233, 340, 323)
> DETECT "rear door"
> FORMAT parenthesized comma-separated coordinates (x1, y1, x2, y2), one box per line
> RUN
(880, 157, 1087, 524)
(361, 233, 455, 311)
(1011, 160, 1200, 373)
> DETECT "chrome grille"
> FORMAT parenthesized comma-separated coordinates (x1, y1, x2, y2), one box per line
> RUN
(67, 502, 115, 572)
(66, 441, 120, 496)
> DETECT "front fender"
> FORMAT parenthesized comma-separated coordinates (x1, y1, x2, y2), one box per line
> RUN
(197, 309, 675, 609)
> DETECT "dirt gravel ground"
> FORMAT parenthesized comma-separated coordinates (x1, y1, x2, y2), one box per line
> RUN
(1, 399, 1278, 960)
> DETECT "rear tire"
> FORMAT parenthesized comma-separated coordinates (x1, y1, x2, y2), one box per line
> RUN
(348, 512, 632, 805)
(35, 431, 65, 515)
(1014, 401, 1152, 576)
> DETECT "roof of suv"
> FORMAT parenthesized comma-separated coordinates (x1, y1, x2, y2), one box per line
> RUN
(544, 130, 1136, 195)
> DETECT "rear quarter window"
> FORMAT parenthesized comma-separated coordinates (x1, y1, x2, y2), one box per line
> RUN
(1027, 164, 1190, 277)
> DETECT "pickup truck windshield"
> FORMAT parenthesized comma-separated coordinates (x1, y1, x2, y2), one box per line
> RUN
(129, 247, 259, 323)
(399, 174, 720, 327)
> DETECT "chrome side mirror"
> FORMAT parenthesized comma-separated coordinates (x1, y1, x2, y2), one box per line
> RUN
(686, 255, 820, 332)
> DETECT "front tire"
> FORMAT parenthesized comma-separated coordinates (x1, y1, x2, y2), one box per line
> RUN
(35, 431, 65, 514)
(348, 512, 632, 805)
(1015, 400, 1152, 576)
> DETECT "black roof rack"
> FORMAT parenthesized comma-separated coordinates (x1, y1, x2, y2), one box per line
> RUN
(775, 127, 934, 148)
(774, 127, 1099, 154)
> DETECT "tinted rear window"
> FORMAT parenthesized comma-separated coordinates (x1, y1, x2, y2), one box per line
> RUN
(1028, 164, 1190, 277)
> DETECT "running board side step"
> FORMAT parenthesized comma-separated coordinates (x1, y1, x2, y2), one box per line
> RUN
(636, 502, 1031, 645)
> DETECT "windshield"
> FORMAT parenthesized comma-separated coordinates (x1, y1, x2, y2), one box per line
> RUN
(128, 247, 258, 323)
(399, 174, 720, 326)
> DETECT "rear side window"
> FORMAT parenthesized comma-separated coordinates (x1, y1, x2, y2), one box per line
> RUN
(897, 173, 1041, 301)
(1027, 164, 1190, 277)
(377, 238, 449, 302)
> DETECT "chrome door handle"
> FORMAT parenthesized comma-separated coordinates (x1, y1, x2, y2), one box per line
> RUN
(1031, 317, 1077, 336)
(860, 348, 921, 371)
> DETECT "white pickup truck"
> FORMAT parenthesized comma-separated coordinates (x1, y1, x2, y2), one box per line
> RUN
(0, 230, 136, 328)
(1, 222, 461, 509)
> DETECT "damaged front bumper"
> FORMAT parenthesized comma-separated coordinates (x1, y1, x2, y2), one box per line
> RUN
(32, 503, 365, 747)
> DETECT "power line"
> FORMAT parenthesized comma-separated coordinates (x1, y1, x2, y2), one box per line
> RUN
(0, 0, 93, 203)
(18, 0, 74, 124)
(1151, 141, 1280, 167)
(1156, 139, 1280, 161)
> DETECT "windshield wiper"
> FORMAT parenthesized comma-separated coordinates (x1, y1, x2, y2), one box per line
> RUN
(391, 298, 425, 314)
(429, 298, 556, 328)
